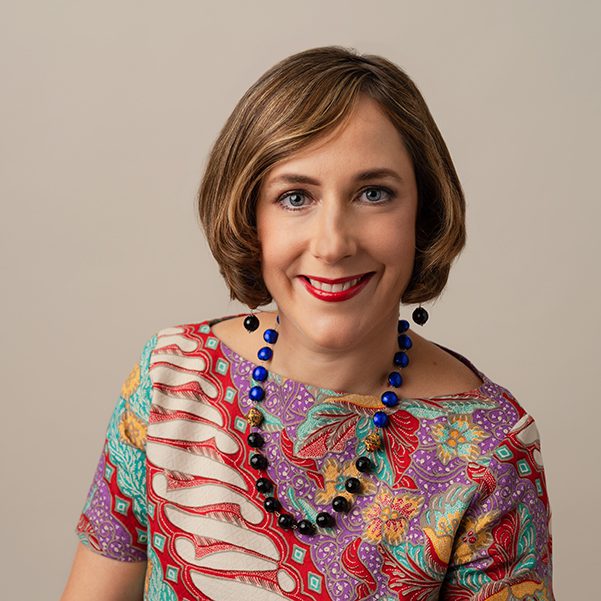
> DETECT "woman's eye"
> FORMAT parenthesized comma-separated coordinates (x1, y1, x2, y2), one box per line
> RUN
(278, 191, 308, 210)
(362, 187, 393, 203)
(276, 186, 394, 211)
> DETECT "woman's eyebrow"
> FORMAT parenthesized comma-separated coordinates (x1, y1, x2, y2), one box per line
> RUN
(267, 168, 404, 187)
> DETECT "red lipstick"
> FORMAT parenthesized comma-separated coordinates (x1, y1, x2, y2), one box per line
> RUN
(299, 272, 374, 302)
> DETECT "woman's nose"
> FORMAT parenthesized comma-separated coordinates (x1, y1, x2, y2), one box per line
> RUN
(308, 200, 358, 264)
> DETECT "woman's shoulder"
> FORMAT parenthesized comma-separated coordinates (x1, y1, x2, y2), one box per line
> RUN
(396, 331, 537, 460)
(151, 312, 269, 375)
(146, 314, 243, 383)
(403, 336, 540, 472)
(399, 329, 485, 399)
(149, 314, 237, 352)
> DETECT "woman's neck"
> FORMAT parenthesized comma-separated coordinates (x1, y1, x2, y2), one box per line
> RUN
(257, 309, 410, 397)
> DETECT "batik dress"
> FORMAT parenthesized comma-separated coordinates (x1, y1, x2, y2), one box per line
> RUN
(76, 313, 555, 600)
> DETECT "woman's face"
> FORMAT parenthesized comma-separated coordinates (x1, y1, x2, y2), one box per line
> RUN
(255, 94, 418, 350)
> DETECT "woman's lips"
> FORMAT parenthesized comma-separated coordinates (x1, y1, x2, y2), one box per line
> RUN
(299, 272, 374, 302)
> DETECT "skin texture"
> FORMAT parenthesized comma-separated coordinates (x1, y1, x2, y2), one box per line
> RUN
(60, 542, 146, 600)
(255, 94, 420, 396)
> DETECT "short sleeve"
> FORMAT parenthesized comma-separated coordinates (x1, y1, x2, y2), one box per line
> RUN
(441, 413, 555, 600)
(75, 332, 157, 561)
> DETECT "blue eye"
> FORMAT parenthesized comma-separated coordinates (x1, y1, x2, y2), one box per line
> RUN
(276, 186, 394, 212)
(279, 191, 307, 210)
(362, 187, 392, 203)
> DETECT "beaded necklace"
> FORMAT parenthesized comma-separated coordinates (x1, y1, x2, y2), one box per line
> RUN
(243, 312, 413, 536)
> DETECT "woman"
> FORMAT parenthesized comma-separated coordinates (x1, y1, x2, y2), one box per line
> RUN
(62, 46, 554, 600)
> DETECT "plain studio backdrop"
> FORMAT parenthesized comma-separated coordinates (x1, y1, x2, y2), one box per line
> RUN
(1, 1, 598, 598)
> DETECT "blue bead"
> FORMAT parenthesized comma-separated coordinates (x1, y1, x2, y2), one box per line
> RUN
(398, 319, 410, 333)
(252, 366, 268, 382)
(373, 411, 389, 428)
(388, 371, 403, 387)
(249, 385, 265, 401)
(393, 351, 409, 368)
(381, 391, 399, 407)
(257, 346, 273, 361)
(398, 334, 412, 350)
(263, 328, 278, 344)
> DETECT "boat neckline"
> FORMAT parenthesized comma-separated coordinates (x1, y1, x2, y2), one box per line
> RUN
(206, 312, 491, 402)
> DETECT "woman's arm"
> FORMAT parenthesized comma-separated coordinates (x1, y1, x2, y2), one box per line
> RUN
(61, 543, 146, 601)
(64, 333, 158, 599)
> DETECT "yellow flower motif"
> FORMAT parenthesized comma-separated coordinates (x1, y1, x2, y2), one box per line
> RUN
(362, 488, 423, 546)
(423, 527, 455, 565)
(485, 579, 549, 601)
(119, 409, 147, 450)
(315, 457, 377, 505)
(452, 512, 497, 564)
(431, 415, 487, 465)
(121, 362, 141, 399)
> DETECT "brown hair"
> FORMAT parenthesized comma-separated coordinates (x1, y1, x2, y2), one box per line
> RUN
(197, 45, 466, 309)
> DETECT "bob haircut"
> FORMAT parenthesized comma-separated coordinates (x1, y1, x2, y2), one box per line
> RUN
(197, 45, 466, 309)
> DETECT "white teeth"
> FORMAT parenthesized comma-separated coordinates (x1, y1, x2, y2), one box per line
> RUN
(307, 276, 362, 292)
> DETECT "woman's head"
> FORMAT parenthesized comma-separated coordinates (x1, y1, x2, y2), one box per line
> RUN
(197, 45, 465, 310)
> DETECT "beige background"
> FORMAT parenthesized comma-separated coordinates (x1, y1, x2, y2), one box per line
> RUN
(2, 1, 598, 598)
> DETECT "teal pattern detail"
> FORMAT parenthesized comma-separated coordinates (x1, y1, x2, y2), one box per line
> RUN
(224, 387, 236, 403)
(105, 333, 157, 530)
(422, 483, 478, 538)
(145, 545, 178, 601)
(307, 572, 322, 593)
(292, 544, 306, 563)
(495, 444, 514, 460)
(401, 398, 493, 420)
(153, 533, 166, 552)
(286, 487, 318, 521)
(234, 416, 247, 433)
(255, 407, 284, 432)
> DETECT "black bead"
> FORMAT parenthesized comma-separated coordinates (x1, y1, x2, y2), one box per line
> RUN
(255, 477, 273, 494)
(247, 432, 264, 448)
(250, 453, 268, 470)
(277, 513, 296, 529)
(332, 495, 350, 513)
(412, 306, 429, 326)
(243, 313, 260, 332)
(345, 477, 361, 494)
(297, 519, 316, 535)
(264, 497, 281, 512)
(355, 456, 373, 473)
(316, 511, 335, 528)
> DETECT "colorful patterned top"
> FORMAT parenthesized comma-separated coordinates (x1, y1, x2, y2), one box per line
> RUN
(76, 314, 555, 600)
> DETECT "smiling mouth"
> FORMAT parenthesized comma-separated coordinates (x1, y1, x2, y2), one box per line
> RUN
(300, 272, 373, 293)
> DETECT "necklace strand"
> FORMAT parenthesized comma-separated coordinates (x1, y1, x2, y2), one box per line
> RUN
(243, 313, 413, 536)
